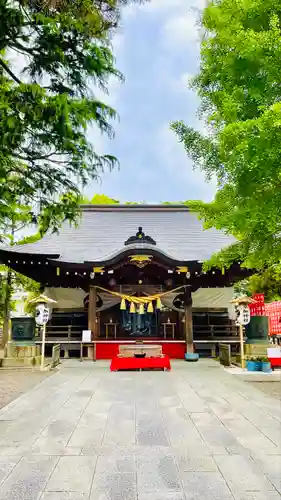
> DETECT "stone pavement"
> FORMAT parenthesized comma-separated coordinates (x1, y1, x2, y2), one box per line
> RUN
(0, 359, 280, 500)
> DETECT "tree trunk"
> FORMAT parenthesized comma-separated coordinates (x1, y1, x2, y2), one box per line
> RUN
(1, 269, 12, 349)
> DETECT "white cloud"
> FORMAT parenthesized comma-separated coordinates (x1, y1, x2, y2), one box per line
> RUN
(169, 72, 197, 98)
(162, 11, 200, 48)
(143, 0, 187, 11)
(155, 124, 216, 201)
(85, 0, 214, 202)
(142, 0, 205, 13)
(177, 72, 194, 91)
(122, 0, 205, 19)
(112, 32, 125, 55)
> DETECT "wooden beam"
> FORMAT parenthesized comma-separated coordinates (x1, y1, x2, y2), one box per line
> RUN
(88, 286, 97, 339)
(184, 287, 193, 353)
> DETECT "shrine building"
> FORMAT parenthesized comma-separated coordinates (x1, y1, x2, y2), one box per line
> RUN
(0, 204, 251, 359)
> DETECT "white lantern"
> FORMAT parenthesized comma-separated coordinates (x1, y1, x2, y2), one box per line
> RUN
(35, 304, 50, 326)
(236, 304, 251, 326)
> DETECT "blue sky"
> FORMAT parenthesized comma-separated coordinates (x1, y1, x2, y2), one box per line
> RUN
(86, 0, 216, 203)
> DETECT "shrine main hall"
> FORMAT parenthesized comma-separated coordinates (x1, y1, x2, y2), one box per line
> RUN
(0, 204, 250, 359)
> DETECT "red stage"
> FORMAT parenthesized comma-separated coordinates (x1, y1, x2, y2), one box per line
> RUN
(95, 340, 185, 360)
(110, 355, 171, 372)
(269, 357, 281, 369)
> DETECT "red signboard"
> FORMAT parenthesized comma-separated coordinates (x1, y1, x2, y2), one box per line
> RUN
(249, 293, 265, 316)
(265, 302, 281, 335)
(249, 293, 281, 335)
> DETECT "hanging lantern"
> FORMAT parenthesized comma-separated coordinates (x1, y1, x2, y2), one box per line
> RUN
(147, 302, 154, 313)
(156, 297, 162, 310)
(130, 302, 136, 313)
(222, 267, 225, 275)
(56, 267, 60, 276)
(120, 298, 126, 310)
(139, 304, 145, 315)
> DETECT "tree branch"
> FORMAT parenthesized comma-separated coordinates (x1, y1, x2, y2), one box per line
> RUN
(0, 59, 22, 84)
(11, 41, 35, 55)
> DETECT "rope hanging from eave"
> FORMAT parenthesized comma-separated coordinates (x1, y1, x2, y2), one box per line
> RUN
(95, 285, 187, 305)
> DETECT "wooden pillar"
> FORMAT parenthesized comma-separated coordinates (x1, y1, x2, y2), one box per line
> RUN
(88, 286, 97, 338)
(88, 286, 97, 361)
(184, 287, 193, 353)
(176, 311, 180, 340)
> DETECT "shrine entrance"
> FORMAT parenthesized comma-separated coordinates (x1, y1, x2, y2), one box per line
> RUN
(0, 204, 252, 359)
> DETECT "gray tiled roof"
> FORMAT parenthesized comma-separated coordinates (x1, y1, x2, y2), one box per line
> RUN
(7, 205, 235, 263)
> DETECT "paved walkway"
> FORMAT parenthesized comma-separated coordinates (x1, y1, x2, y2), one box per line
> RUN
(0, 359, 280, 500)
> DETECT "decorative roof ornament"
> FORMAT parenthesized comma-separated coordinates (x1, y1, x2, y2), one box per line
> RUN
(124, 227, 156, 246)
(129, 255, 152, 268)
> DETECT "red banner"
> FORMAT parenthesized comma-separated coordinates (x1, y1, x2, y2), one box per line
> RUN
(265, 302, 281, 335)
(249, 293, 265, 316)
(249, 293, 281, 335)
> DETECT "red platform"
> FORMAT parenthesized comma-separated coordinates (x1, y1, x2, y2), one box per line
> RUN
(95, 341, 185, 360)
(269, 357, 281, 369)
(110, 355, 171, 372)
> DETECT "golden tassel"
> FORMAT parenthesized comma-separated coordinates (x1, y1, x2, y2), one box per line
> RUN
(147, 302, 154, 313)
(130, 302, 136, 313)
(139, 304, 145, 315)
(120, 298, 126, 310)
(156, 297, 162, 310)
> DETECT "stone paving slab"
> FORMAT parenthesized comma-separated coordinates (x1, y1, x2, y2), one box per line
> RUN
(181, 471, 234, 499)
(45, 455, 97, 494)
(0, 456, 21, 485)
(89, 472, 137, 500)
(0, 455, 58, 500)
(214, 454, 276, 497)
(41, 493, 87, 500)
(0, 359, 280, 499)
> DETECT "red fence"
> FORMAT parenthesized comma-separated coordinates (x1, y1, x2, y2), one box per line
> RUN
(249, 294, 281, 335)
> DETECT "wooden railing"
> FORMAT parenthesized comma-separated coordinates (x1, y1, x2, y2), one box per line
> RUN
(193, 324, 237, 338)
(38, 324, 84, 342)
(36, 322, 238, 343)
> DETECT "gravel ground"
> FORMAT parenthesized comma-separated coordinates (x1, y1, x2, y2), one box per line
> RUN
(0, 369, 52, 410)
(249, 381, 281, 400)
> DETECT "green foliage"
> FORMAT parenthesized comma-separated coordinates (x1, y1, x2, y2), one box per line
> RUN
(89, 193, 120, 204)
(172, 0, 281, 272)
(0, 0, 145, 234)
(0, 265, 40, 322)
(80, 193, 146, 204)
(80, 194, 199, 206)
(17, 232, 42, 245)
(234, 265, 281, 302)
(0, 271, 12, 322)
(0, 198, 42, 329)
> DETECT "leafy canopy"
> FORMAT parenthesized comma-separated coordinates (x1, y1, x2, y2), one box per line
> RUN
(0, 0, 145, 234)
(172, 0, 281, 272)
(234, 265, 281, 302)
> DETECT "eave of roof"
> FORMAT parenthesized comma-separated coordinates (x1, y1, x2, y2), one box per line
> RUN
(0, 204, 236, 265)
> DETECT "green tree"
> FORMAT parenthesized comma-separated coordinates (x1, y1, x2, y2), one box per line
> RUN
(234, 265, 281, 302)
(0, 0, 145, 235)
(86, 193, 120, 204)
(171, 0, 281, 272)
(80, 193, 143, 204)
(0, 199, 42, 347)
